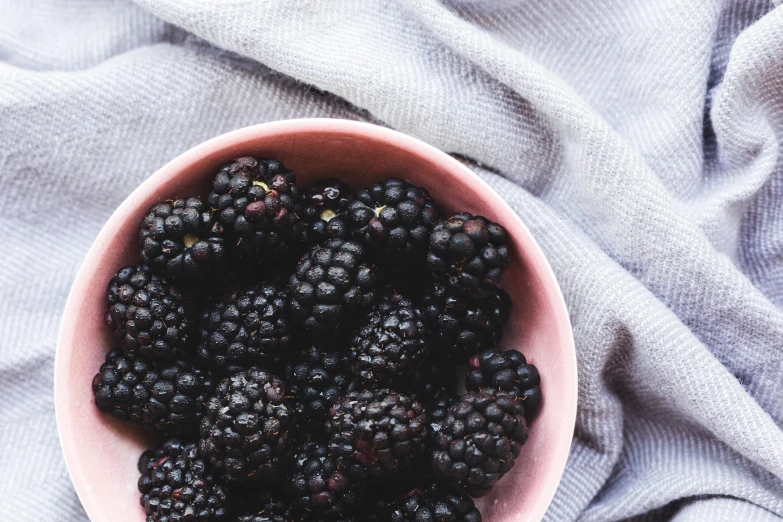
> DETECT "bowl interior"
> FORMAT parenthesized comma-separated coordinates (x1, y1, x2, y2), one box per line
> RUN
(55, 119, 576, 522)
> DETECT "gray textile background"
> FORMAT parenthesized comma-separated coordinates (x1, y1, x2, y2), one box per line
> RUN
(1, 0, 783, 520)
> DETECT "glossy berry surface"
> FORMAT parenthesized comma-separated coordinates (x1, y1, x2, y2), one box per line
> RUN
(199, 369, 294, 485)
(348, 178, 441, 264)
(138, 439, 227, 522)
(466, 348, 542, 421)
(106, 264, 194, 361)
(427, 213, 510, 298)
(430, 391, 528, 497)
(349, 293, 430, 388)
(289, 239, 379, 333)
(327, 389, 428, 478)
(139, 197, 226, 280)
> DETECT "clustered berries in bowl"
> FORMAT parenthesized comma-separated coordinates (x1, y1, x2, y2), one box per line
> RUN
(90, 155, 543, 522)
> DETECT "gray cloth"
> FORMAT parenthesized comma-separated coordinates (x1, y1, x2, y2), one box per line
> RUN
(1, 0, 782, 520)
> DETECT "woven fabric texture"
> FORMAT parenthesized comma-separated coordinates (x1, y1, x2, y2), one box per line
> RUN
(1, 0, 782, 520)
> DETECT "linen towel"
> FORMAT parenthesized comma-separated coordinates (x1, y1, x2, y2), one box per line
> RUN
(1, 0, 783, 520)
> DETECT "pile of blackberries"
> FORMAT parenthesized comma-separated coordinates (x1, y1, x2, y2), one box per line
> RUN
(92, 156, 542, 521)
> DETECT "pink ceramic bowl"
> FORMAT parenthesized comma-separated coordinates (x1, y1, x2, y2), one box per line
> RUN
(55, 119, 576, 522)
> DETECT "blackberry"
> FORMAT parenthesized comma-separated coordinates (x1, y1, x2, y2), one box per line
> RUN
(348, 293, 430, 388)
(233, 490, 299, 522)
(138, 439, 227, 522)
(106, 264, 194, 360)
(427, 213, 510, 298)
(92, 347, 213, 435)
(285, 346, 351, 427)
(208, 156, 303, 264)
(199, 369, 294, 485)
(139, 197, 226, 280)
(196, 283, 291, 373)
(300, 179, 353, 246)
(369, 482, 481, 522)
(430, 391, 528, 497)
(286, 441, 363, 519)
(421, 283, 511, 360)
(327, 389, 427, 478)
(289, 239, 380, 333)
(347, 178, 441, 264)
(466, 348, 542, 421)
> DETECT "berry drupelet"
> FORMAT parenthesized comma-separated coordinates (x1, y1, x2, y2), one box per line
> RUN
(465, 348, 542, 421)
(425, 394, 460, 437)
(286, 441, 363, 519)
(347, 178, 441, 264)
(285, 345, 352, 429)
(289, 239, 380, 333)
(106, 264, 194, 360)
(300, 179, 353, 246)
(327, 389, 428, 478)
(348, 293, 430, 388)
(139, 197, 226, 280)
(92, 347, 213, 435)
(199, 368, 294, 485)
(196, 282, 291, 374)
(138, 439, 228, 522)
(427, 213, 510, 298)
(368, 482, 482, 522)
(430, 391, 528, 497)
(421, 282, 511, 361)
(208, 156, 303, 264)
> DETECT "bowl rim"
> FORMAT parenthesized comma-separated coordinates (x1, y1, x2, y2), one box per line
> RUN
(54, 117, 577, 521)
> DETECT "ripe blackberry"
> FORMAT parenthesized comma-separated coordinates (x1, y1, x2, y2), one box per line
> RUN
(199, 369, 294, 485)
(208, 156, 303, 263)
(368, 482, 481, 522)
(466, 348, 542, 421)
(300, 179, 353, 246)
(430, 391, 528, 497)
(138, 439, 227, 522)
(427, 213, 510, 298)
(285, 346, 351, 427)
(347, 178, 441, 264)
(92, 347, 213, 435)
(327, 389, 427, 478)
(233, 490, 299, 522)
(196, 283, 291, 373)
(139, 197, 226, 280)
(421, 282, 511, 360)
(286, 441, 363, 519)
(289, 239, 380, 333)
(106, 264, 194, 360)
(348, 293, 430, 388)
